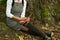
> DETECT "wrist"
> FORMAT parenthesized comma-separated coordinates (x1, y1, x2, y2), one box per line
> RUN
(12, 16, 21, 21)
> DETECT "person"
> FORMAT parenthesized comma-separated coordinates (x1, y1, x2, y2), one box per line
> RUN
(6, 0, 51, 40)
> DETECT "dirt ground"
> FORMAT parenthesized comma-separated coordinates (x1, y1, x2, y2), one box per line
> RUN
(0, 22, 60, 40)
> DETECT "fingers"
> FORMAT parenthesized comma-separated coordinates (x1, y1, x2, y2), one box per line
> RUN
(19, 20, 28, 24)
(26, 17, 30, 23)
(20, 17, 27, 21)
(19, 17, 30, 24)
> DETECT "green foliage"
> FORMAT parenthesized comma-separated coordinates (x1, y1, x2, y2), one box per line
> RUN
(0, 0, 6, 5)
(0, 0, 60, 25)
(0, 0, 6, 22)
(42, 5, 51, 17)
(0, 22, 9, 32)
(55, 4, 60, 13)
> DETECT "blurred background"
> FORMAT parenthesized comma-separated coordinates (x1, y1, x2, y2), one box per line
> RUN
(0, 0, 60, 40)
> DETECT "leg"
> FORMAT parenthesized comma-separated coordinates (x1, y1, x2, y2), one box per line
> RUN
(25, 22, 50, 40)
(21, 26, 38, 36)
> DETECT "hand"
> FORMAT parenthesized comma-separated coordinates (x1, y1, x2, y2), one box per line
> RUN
(25, 17, 30, 23)
(12, 16, 27, 21)
(19, 17, 27, 21)
(12, 16, 30, 24)
(19, 17, 30, 24)
(19, 20, 26, 24)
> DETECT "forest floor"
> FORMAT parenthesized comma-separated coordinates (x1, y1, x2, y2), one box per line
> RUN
(0, 22, 60, 40)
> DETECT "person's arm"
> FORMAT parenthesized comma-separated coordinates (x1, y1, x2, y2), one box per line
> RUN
(21, 0, 27, 17)
(6, 0, 25, 21)
(6, 0, 28, 24)
(12, 0, 30, 24)
(20, 0, 30, 24)
(6, 0, 14, 18)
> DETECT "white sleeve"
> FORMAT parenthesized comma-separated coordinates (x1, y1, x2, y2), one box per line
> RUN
(6, 0, 14, 18)
(21, 0, 27, 17)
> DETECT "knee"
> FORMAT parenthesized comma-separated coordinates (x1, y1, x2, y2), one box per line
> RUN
(21, 26, 29, 32)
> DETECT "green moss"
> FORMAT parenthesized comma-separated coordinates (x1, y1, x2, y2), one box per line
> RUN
(0, 0, 6, 5)
(55, 4, 60, 13)
(0, 22, 9, 29)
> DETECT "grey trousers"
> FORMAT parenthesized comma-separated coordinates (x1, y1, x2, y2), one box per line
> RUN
(6, 17, 23, 31)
